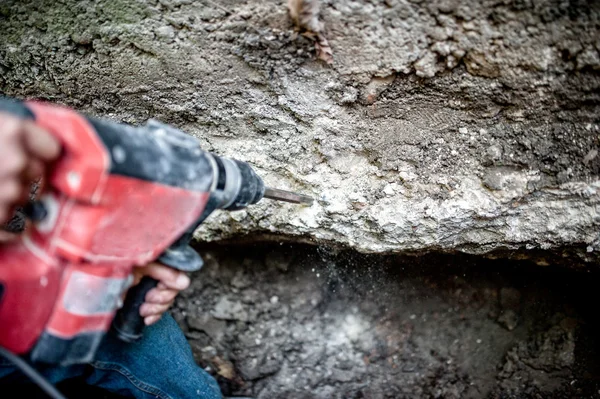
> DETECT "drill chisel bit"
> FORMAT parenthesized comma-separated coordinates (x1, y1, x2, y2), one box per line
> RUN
(264, 187, 314, 206)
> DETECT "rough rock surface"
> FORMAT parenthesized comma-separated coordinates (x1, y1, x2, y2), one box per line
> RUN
(1, 0, 599, 262)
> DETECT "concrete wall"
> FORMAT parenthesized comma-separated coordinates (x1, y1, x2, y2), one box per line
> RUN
(1, 0, 599, 263)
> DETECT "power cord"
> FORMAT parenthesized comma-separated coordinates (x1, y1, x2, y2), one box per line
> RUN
(0, 346, 67, 399)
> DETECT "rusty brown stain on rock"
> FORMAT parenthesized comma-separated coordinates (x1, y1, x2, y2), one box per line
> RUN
(464, 51, 500, 78)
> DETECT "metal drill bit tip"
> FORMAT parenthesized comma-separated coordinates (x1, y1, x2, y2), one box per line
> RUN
(264, 187, 314, 206)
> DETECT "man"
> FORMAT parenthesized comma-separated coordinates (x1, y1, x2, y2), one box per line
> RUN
(0, 111, 223, 398)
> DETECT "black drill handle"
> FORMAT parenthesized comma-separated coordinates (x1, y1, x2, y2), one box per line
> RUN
(111, 226, 205, 343)
(111, 276, 158, 343)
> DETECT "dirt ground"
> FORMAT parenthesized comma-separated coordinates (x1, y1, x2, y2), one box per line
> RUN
(16, 243, 600, 399)
(165, 243, 600, 399)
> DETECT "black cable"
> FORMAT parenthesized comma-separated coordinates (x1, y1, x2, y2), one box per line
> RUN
(0, 346, 67, 399)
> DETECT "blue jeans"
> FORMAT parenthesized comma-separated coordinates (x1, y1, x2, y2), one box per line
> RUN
(0, 314, 222, 399)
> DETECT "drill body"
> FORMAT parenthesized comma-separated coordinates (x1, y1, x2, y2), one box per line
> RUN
(0, 98, 266, 365)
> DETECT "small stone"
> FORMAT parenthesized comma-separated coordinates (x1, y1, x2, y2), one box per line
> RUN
(211, 297, 248, 321)
(383, 184, 395, 196)
(483, 168, 506, 191)
(402, 362, 417, 372)
(270, 295, 279, 304)
(576, 46, 600, 71)
(71, 32, 93, 45)
(239, 333, 261, 348)
(259, 354, 283, 376)
(331, 368, 354, 382)
(446, 55, 459, 69)
(497, 310, 519, 331)
(242, 288, 261, 304)
(339, 86, 358, 104)
(436, 0, 459, 13)
(237, 358, 261, 380)
(583, 148, 598, 164)
(399, 170, 416, 182)
(265, 251, 293, 272)
(462, 21, 477, 31)
(155, 26, 175, 40)
(230, 210, 247, 222)
(464, 51, 500, 78)
(198, 8, 225, 21)
(431, 41, 452, 56)
(486, 145, 502, 161)
(427, 26, 449, 41)
(187, 313, 227, 342)
(361, 75, 396, 104)
(414, 51, 440, 78)
(231, 270, 252, 289)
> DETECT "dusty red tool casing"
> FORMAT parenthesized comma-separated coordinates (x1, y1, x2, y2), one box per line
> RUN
(0, 100, 213, 365)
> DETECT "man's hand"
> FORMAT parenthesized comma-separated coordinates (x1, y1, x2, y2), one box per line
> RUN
(0, 112, 60, 224)
(132, 263, 191, 325)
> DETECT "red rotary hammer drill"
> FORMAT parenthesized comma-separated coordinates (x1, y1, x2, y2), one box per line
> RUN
(0, 96, 312, 366)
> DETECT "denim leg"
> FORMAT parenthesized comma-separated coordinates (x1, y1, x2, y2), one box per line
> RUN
(87, 313, 222, 399)
(0, 313, 222, 399)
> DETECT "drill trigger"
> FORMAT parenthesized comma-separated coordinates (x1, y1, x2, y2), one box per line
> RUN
(158, 243, 204, 272)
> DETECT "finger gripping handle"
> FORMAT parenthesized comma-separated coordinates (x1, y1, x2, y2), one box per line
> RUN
(111, 276, 158, 343)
